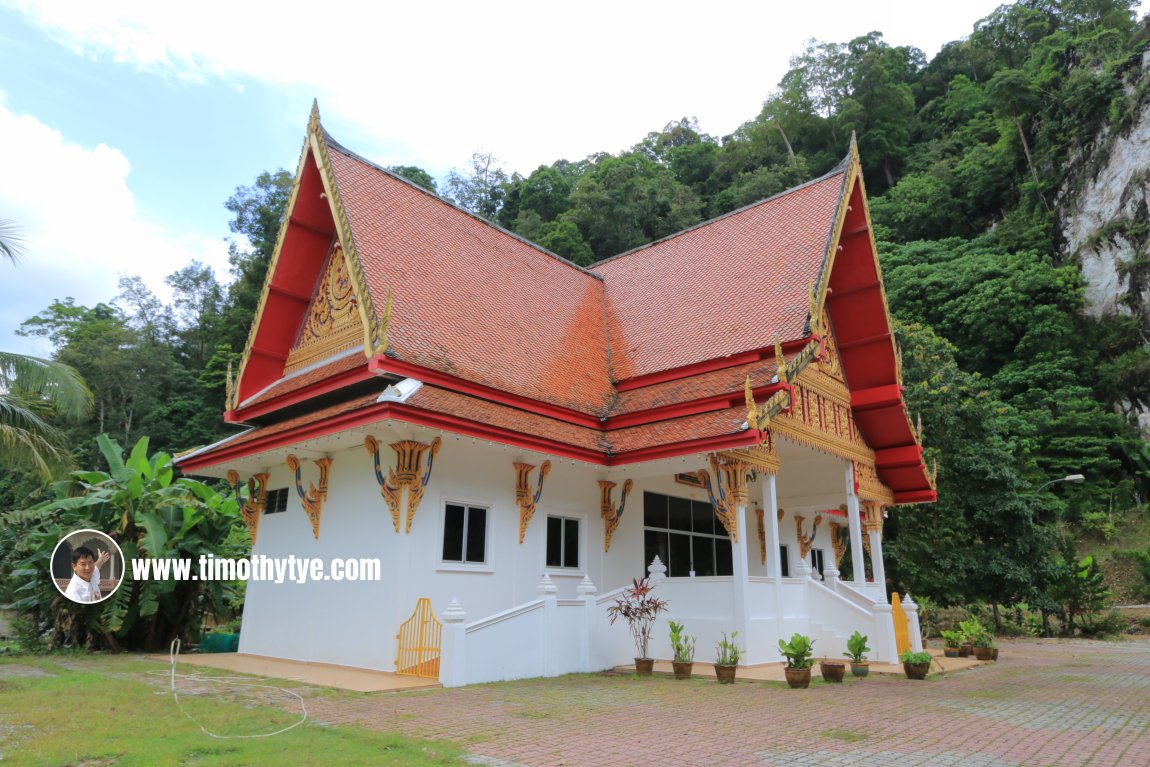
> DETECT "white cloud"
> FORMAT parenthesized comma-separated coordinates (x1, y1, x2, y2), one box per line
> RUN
(5, 0, 1020, 175)
(0, 96, 229, 355)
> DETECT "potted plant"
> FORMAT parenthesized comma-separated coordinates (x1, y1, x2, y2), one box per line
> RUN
(901, 650, 933, 680)
(607, 578, 669, 677)
(778, 633, 816, 689)
(940, 629, 964, 658)
(958, 618, 984, 658)
(973, 632, 995, 661)
(818, 657, 846, 683)
(669, 620, 696, 679)
(843, 630, 871, 677)
(714, 631, 741, 684)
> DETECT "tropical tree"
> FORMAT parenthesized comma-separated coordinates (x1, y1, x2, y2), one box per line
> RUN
(1, 222, 92, 480)
(2, 435, 245, 651)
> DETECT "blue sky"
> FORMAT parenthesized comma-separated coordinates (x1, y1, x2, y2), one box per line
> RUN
(2, 0, 1136, 357)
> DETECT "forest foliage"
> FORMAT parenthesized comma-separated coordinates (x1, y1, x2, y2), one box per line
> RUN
(5, 0, 1150, 634)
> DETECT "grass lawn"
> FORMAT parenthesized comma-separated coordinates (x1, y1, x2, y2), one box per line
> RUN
(0, 653, 464, 766)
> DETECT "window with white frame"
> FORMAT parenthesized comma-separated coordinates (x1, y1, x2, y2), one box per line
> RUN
(442, 503, 487, 564)
(642, 491, 733, 577)
(545, 516, 580, 569)
(812, 548, 826, 578)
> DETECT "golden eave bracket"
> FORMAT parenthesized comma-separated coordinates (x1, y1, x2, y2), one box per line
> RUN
(227, 469, 269, 545)
(365, 435, 441, 533)
(285, 455, 333, 540)
(515, 461, 552, 544)
(599, 478, 633, 553)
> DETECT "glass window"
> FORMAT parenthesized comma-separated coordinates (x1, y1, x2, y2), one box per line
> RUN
(443, 503, 487, 564)
(264, 488, 289, 514)
(642, 491, 733, 577)
(546, 516, 580, 568)
(779, 545, 790, 577)
(812, 549, 825, 578)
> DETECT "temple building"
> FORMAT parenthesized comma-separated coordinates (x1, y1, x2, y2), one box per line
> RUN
(176, 105, 936, 685)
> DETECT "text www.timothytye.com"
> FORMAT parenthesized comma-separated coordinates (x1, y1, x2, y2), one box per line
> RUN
(130, 555, 381, 584)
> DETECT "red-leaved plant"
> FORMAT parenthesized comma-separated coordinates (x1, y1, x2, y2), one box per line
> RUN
(607, 578, 669, 660)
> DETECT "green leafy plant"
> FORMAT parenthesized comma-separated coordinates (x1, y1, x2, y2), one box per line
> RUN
(973, 632, 995, 648)
(843, 630, 870, 663)
(668, 620, 696, 663)
(958, 617, 988, 645)
(714, 631, 742, 666)
(607, 578, 669, 660)
(940, 629, 964, 649)
(900, 650, 932, 665)
(777, 633, 815, 669)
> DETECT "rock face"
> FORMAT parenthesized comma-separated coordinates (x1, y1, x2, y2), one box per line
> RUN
(1060, 49, 1150, 320)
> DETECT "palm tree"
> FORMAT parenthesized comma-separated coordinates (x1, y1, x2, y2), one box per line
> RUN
(1, 220, 93, 479)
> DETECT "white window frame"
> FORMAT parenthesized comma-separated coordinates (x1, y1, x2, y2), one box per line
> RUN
(543, 513, 584, 573)
(438, 498, 492, 571)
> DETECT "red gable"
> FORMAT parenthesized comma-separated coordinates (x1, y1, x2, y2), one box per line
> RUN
(189, 106, 934, 504)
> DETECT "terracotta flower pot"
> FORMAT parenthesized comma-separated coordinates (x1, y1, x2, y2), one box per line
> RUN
(634, 657, 655, 676)
(672, 660, 694, 680)
(943, 647, 961, 658)
(850, 661, 870, 678)
(959, 643, 973, 657)
(903, 661, 930, 680)
(974, 647, 993, 661)
(714, 664, 737, 684)
(784, 667, 812, 689)
(819, 661, 846, 683)
(991, 648, 999, 661)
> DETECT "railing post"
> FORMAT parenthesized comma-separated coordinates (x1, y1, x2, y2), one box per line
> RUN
(577, 575, 598, 672)
(538, 574, 559, 677)
(873, 602, 898, 663)
(440, 598, 467, 688)
(647, 555, 667, 584)
(903, 592, 923, 652)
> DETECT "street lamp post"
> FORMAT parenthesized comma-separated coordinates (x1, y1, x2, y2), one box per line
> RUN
(1035, 474, 1085, 493)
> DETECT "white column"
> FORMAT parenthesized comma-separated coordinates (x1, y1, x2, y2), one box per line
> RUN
(439, 599, 468, 688)
(538, 574, 559, 676)
(869, 520, 888, 604)
(903, 593, 923, 653)
(577, 575, 598, 672)
(845, 465, 865, 584)
(764, 473, 782, 580)
(730, 503, 751, 646)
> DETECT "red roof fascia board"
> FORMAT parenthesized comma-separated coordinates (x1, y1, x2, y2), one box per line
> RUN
(850, 384, 904, 412)
(894, 489, 938, 504)
(227, 363, 375, 423)
(605, 431, 757, 466)
(368, 356, 603, 429)
(614, 340, 809, 392)
(874, 444, 924, 468)
(603, 383, 786, 430)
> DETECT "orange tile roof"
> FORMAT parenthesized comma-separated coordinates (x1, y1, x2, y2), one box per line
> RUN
(592, 170, 846, 382)
(609, 356, 787, 417)
(327, 141, 616, 416)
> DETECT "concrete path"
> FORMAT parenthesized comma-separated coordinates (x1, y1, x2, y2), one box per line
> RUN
(298, 638, 1150, 767)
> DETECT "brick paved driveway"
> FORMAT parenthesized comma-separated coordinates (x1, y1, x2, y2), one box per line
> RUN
(302, 639, 1150, 767)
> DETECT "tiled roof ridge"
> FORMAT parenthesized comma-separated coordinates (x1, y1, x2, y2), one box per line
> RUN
(322, 131, 604, 282)
(590, 154, 851, 270)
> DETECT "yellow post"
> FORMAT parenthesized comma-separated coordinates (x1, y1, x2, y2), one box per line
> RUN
(891, 592, 910, 657)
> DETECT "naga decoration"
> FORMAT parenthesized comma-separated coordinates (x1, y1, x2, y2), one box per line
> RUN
(756, 507, 766, 566)
(698, 454, 749, 543)
(515, 461, 552, 544)
(364, 435, 441, 533)
(226, 470, 269, 544)
(225, 360, 237, 411)
(828, 521, 849, 569)
(599, 478, 634, 553)
(285, 455, 333, 540)
(794, 513, 823, 560)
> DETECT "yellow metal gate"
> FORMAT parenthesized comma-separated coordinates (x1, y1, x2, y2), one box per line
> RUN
(395, 598, 442, 678)
(891, 592, 910, 656)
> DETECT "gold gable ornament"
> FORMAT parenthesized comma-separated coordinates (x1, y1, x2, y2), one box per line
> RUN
(284, 242, 365, 375)
(364, 435, 441, 533)
(515, 461, 552, 544)
(227, 470, 270, 544)
(285, 455, 333, 540)
(599, 479, 634, 553)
